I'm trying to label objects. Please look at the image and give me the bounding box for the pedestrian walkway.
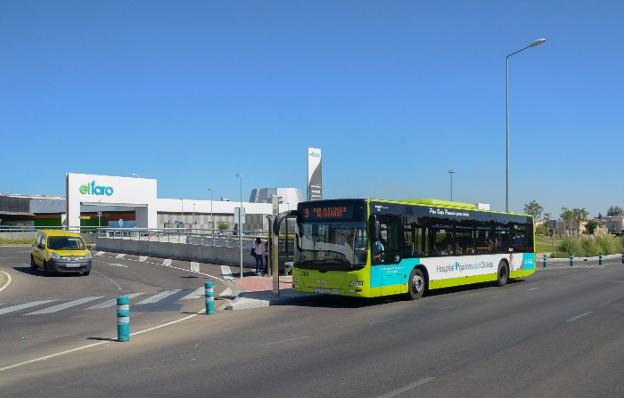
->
[0,286,216,318]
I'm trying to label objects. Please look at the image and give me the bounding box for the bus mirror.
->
[370,215,380,242]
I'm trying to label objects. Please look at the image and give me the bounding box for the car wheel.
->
[407,267,426,300]
[496,260,509,287]
[30,255,37,272]
[82,271,90,276]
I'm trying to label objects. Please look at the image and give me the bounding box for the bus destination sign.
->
[303,206,353,220]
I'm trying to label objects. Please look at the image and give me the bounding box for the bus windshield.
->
[295,222,368,270]
[295,200,368,270]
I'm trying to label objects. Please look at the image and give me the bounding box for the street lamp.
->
[208,188,214,246]
[506,37,546,212]
[235,173,244,278]
[448,170,455,201]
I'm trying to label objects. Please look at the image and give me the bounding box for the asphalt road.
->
[1,247,624,397]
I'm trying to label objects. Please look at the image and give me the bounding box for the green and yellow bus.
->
[291,198,535,299]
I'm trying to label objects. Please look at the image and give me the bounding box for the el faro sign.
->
[79,181,114,196]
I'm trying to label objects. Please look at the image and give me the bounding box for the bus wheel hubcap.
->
[412,275,423,293]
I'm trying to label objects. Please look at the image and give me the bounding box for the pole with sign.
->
[271,196,280,296]
[307,147,323,201]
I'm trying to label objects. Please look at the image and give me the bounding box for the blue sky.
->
[1,1,622,217]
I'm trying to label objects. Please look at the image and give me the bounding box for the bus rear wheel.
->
[408,268,426,300]
[496,260,509,287]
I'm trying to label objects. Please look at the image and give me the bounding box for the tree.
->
[572,208,589,224]
[585,219,598,235]
[543,212,551,222]
[523,200,543,220]
[560,207,575,235]
[607,206,624,217]
[217,221,229,232]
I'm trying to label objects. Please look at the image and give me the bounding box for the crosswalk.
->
[0,287,213,317]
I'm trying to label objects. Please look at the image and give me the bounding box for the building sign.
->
[79,181,114,196]
[307,147,322,201]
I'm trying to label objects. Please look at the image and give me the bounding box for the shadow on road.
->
[12,266,83,278]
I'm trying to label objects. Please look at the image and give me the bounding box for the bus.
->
[291,198,535,299]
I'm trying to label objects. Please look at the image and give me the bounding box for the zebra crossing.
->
[0,287,213,317]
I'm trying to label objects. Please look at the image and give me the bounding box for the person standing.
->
[254,237,265,276]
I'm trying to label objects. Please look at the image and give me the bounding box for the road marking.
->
[105,263,128,268]
[567,312,592,322]
[114,253,125,259]
[138,256,148,262]
[221,265,234,280]
[95,251,105,256]
[190,262,200,273]
[159,259,223,282]
[25,296,104,315]
[0,310,204,373]
[262,335,310,346]
[16,250,32,253]
[218,287,233,297]
[0,300,57,316]
[376,377,435,398]
[136,290,181,305]
[84,293,144,310]
[528,287,539,291]
[0,270,12,293]
[163,259,172,266]
[93,270,122,291]
[180,287,204,300]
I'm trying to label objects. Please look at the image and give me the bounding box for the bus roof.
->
[367,198,531,218]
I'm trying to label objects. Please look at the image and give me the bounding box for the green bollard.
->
[117,295,130,342]
[542,254,547,268]
[621,253,624,264]
[569,255,574,267]
[599,253,603,267]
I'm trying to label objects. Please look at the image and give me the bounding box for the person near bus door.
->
[254,237,265,276]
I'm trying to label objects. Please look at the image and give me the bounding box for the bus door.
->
[376,215,403,295]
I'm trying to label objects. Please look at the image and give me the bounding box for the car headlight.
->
[50,253,60,260]
[85,252,92,260]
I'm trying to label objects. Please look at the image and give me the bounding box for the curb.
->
[0,270,12,293]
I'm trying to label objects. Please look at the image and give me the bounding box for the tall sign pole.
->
[307,147,323,201]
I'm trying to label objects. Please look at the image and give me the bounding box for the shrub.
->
[558,237,584,257]
[554,235,623,257]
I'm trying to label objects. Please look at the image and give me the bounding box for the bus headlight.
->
[349,281,364,287]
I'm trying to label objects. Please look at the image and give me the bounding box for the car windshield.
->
[47,236,86,250]
[295,221,368,270]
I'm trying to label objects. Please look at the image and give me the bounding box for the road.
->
[1,246,623,397]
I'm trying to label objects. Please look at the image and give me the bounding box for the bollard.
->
[622,253,624,264]
[542,254,548,268]
[599,253,603,267]
[205,281,215,315]
[117,295,130,342]
[569,255,574,267]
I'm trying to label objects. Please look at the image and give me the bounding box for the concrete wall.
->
[95,237,257,267]
[0,232,36,241]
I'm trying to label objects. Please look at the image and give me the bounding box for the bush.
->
[553,235,623,257]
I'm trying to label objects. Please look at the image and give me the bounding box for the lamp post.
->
[235,174,243,278]
[208,188,214,246]
[506,37,546,212]
[448,170,455,201]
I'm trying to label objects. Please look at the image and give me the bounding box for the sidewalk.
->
[225,275,310,310]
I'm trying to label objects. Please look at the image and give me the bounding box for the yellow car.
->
[30,230,92,276]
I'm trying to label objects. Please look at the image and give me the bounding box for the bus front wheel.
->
[496,260,509,287]
[408,268,426,300]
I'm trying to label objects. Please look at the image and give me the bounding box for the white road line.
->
[190,262,200,273]
[0,310,204,373]
[221,265,234,280]
[376,377,435,398]
[93,270,122,291]
[528,287,539,291]
[95,251,105,256]
[159,260,223,282]
[105,263,128,268]
[0,271,13,293]
[567,312,592,322]
[25,296,104,315]
[84,293,144,310]
[136,290,181,305]
[0,300,57,316]
[163,259,172,266]
[180,287,204,300]
[138,256,148,262]
[262,335,310,346]
[114,253,125,259]
[16,250,32,253]
[218,287,233,297]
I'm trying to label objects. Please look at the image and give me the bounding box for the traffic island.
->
[224,275,297,311]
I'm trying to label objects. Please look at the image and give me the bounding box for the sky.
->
[1,0,622,217]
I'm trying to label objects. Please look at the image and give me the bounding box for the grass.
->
[535,235,564,254]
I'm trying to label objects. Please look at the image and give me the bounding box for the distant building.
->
[606,216,624,235]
